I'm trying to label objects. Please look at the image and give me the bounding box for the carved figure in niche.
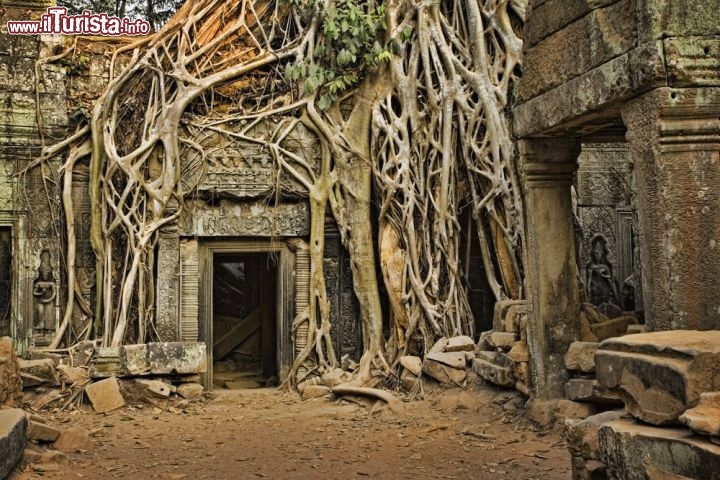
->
[585,235,620,308]
[33,249,56,332]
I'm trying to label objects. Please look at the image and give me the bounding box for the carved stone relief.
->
[180,200,310,237]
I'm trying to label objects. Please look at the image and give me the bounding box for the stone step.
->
[599,419,720,480]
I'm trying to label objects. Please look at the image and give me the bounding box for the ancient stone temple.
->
[0,0,363,387]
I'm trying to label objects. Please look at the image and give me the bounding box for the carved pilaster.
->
[622,87,720,331]
[520,137,581,400]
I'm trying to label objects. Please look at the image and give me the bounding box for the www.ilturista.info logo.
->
[6,7,151,36]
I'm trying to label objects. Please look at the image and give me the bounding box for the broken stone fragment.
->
[680,392,720,437]
[399,355,423,376]
[564,341,599,373]
[135,379,175,398]
[425,351,466,369]
[52,426,93,453]
[589,316,638,341]
[26,420,61,442]
[18,358,59,388]
[56,365,86,384]
[445,336,475,352]
[487,332,516,350]
[85,377,125,413]
[508,341,529,363]
[596,330,720,425]
[471,358,514,387]
[476,331,493,352]
[428,337,449,354]
[399,370,419,392]
[176,382,204,400]
[492,299,526,333]
[422,357,466,385]
[626,324,647,335]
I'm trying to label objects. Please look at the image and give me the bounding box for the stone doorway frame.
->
[197,239,296,388]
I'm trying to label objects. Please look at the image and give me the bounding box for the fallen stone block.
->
[589,316,638,342]
[476,331,493,352]
[508,341,529,363]
[0,409,27,479]
[56,365,86,384]
[18,358,59,388]
[422,358,466,385]
[53,426,93,453]
[399,355,423,376]
[85,377,125,413]
[428,337,449,354]
[565,379,622,405]
[471,358,514,387]
[475,351,513,369]
[564,342,599,373]
[176,382,204,400]
[27,420,61,442]
[488,332,516,350]
[596,330,720,425]
[136,379,175,398]
[425,351,466,369]
[492,299,526,333]
[445,336,475,352]
[504,302,529,336]
[554,399,597,423]
[301,385,331,400]
[513,361,529,386]
[526,399,558,428]
[566,410,627,461]
[399,369,420,391]
[147,342,207,375]
[680,392,720,437]
[626,324,647,335]
[599,419,720,480]
[22,448,42,464]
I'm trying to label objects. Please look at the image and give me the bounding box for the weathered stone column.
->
[520,138,581,399]
[622,87,720,331]
[155,225,180,342]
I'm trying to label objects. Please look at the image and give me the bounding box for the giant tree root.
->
[331,385,404,415]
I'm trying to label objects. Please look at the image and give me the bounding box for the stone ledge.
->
[513,40,666,137]
[599,419,720,480]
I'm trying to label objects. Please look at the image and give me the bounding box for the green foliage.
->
[284,0,395,109]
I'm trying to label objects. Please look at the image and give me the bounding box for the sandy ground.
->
[10,385,571,479]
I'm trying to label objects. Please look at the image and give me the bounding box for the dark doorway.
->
[212,252,277,389]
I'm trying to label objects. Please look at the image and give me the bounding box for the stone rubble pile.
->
[0,337,209,475]
[567,330,720,480]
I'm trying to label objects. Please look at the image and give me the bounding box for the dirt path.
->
[11,386,571,479]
